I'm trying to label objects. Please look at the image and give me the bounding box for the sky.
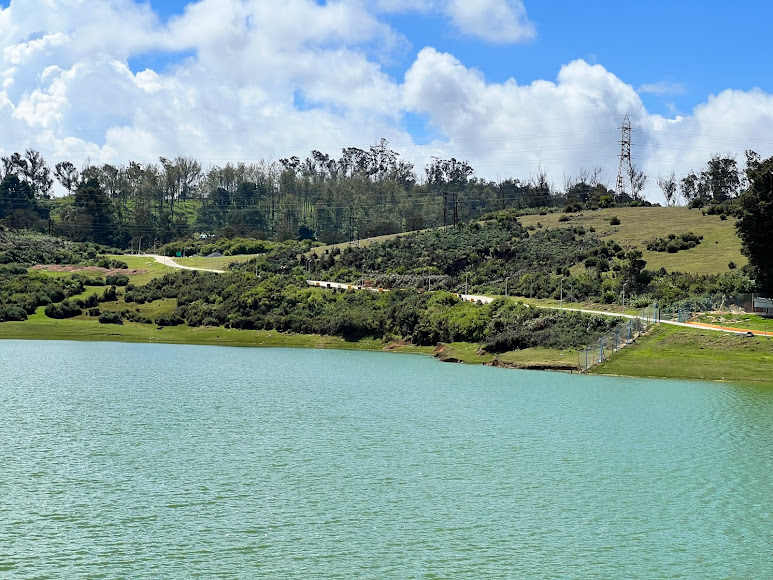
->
[1,0,772,201]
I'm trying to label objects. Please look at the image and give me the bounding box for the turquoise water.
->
[1,341,772,578]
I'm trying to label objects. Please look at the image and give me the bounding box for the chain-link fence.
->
[657,293,759,322]
[578,308,656,373]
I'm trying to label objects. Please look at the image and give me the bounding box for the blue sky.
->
[143,0,773,117]
[1,0,772,201]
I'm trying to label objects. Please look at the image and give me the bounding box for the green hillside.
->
[518,207,744,275]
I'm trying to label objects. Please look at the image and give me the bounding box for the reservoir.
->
[1,340,772,578]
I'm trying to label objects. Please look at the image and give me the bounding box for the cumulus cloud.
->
[0,0,771,204]
[445,0,535,43]
[372,0,535,43]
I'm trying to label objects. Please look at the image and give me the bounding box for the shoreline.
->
[2,319,772,386]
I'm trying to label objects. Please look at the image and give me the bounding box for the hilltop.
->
[517,206,744,275]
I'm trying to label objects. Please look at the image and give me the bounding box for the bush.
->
[0,305,28,322]
[609,216,621,225]
[44,299,81,319]
[105,274,129,286]
[646,232,702,253]
[88,307,101,316]
[98,311,123,324]
[601,291,617,304]
[155,314,184,327]
[728,261,737,270]
[100,286,118,302]
[121,310,152,324]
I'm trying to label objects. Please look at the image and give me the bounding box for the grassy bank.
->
[0,315,435,353]
[591,324,773,384]
[3,314,773,384]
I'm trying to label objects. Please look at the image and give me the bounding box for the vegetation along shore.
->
[1,148,772,384]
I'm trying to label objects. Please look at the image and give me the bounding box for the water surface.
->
[1,340,772,578]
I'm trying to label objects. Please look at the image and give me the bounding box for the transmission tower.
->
[615,115,632,202]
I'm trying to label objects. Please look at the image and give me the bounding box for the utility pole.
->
[615,115,633,203]
[560,278,564,306]
[452,191,459,228]
[505,275,510,297]
[441,191,449,232]
[465,273,469,295]
[139,236,143,255]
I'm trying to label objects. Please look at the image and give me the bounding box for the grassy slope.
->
[591,324,773,384]
[7,212,764,383]
[174,254,258,270]
[518,207,744,275]
[0,310,437,354]
[694,312,773,333]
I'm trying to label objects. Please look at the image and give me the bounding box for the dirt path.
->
[145,254,225,273]
[308,279,767,336]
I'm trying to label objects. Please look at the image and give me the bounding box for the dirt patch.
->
[31,265,148,276]
[383,339,411,350]
[486,359,578,372]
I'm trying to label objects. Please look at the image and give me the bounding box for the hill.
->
[517,207,744,275]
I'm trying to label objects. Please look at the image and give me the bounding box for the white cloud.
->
[638,81,687,96]
[445,0,535,43]
[0,0,771,206]
[371,0,535,43]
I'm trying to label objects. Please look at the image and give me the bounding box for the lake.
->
[1,340,772,578]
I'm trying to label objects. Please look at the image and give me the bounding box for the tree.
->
[680,171,699,204]
[735,153,773,296]
[621,249,647,289]
[54,161,80,194]
[2,150,53,198]
[628,165,647,200]
[657,171,678,206]
[699,154,741,202]
[73,177,115,245]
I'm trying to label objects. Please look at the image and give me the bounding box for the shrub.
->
[155,314,184,327]
[121,310,152,324]
[609,216,621,225]
[88,307,101,316]
[105,274,129,286]
[601,291,617,304]
[558,215,570,222]
[0,305,27,322]
[44,299,81,319]
[100,286,118,302]
[728,261,737,270]
[98,311,123,324]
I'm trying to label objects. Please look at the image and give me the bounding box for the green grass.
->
[496,347,579,370]
[518,207,745,275]
[0,315,414,352]
[174,254,258,270]
[694,312,773,333]
[434,341,579,370]
[591,324,773,384]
